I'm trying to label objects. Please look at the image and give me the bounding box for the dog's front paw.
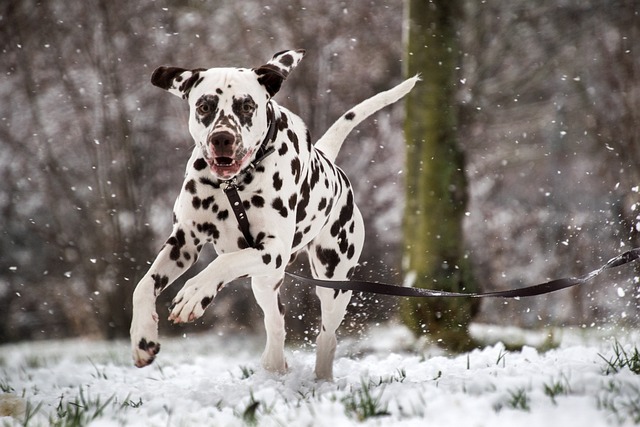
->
[130,312,161,368]
[168,280,215,324]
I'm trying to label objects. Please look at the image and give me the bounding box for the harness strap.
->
[223,102,278,248]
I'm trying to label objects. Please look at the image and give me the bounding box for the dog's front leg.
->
[168,237,289,324]
[130,227,198,367]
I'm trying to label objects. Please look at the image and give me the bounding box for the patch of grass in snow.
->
[495,347,508,367]
[597,381,640,424]
[239,365,255,379]
[493,387,530,413]
[87,358,109,380]
[599,340,640,375]
[0,377,14,393]
[11,388,144,427]
[50,388,115,426]
[342,380,390,421]
[507,388,530,411]
[22,400,43,426]
[238,392,272,426]
[543,374,572,405]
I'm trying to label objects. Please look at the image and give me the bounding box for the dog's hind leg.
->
[307,199,365,381]
[251,275,288,374]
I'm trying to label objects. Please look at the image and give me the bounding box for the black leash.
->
[222,104,640,299]
[286,248,640,299]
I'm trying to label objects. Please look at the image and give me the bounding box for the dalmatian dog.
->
[130,49,418,380]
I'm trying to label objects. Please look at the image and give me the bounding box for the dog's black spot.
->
[324,199,334,217]
[272,172,283,191]
[296,182,310,223]
[288,193,297,210]
[252,195,265,208]
[200,176,221,189]
[176,229,186,245]
[254,232,267,251]
[279,53,294,67]
[347,244,355,259]
[201,296,212,310]
[292,232,303,247]
[202,196,215,210]
[340,192,354,223]
[238,237,251,249]
[262,254,272,265]
[276,112,289,131]
[192,196,201,209]
[287,129,300,153]
[185,179,197,194]
[318,197,327,211]
[183,251,191,261]
[232,95,256,128]
[243,200,251,210]
[138,338,161,355]
[166,229,186,261]
[309,163,321,189]
[315,246,340,279]
[306,130,312,152]
[195,94,219,127]
[339,229,349,254]
[216,88,223,95]
[344,111,355,120]
[291,158,301,184]
[243,172,254,186]
[275,255,283,269]
[197,222,220,239]
[271,197,288,218]
[217,281,225,292]
[217,210,229,221]
[278,142,288,156]
[152,274,169,293]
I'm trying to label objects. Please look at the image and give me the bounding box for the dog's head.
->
[151,49,305,180]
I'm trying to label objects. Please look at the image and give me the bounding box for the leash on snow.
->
[222,105,640,299]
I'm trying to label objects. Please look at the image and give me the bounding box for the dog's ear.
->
[253,49,306,97]
[151,66,206,99]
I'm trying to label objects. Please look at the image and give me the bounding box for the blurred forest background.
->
[0,0,638,345]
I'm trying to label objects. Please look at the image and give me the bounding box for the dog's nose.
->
[209,131,235,148]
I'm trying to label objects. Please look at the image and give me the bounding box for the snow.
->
[1,323,639,426]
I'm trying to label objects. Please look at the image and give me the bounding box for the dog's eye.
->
[196,103,210,115]
[241,102,255,114]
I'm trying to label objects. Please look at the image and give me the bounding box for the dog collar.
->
[249,102,278,170]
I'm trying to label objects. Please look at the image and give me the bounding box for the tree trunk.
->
[401,0,480,352]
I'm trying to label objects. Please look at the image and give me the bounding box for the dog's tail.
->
[315,75,420,162]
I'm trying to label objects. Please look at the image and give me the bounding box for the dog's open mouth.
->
[206,149,254,179]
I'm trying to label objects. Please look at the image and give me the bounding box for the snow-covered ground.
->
[1,323,639,426]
